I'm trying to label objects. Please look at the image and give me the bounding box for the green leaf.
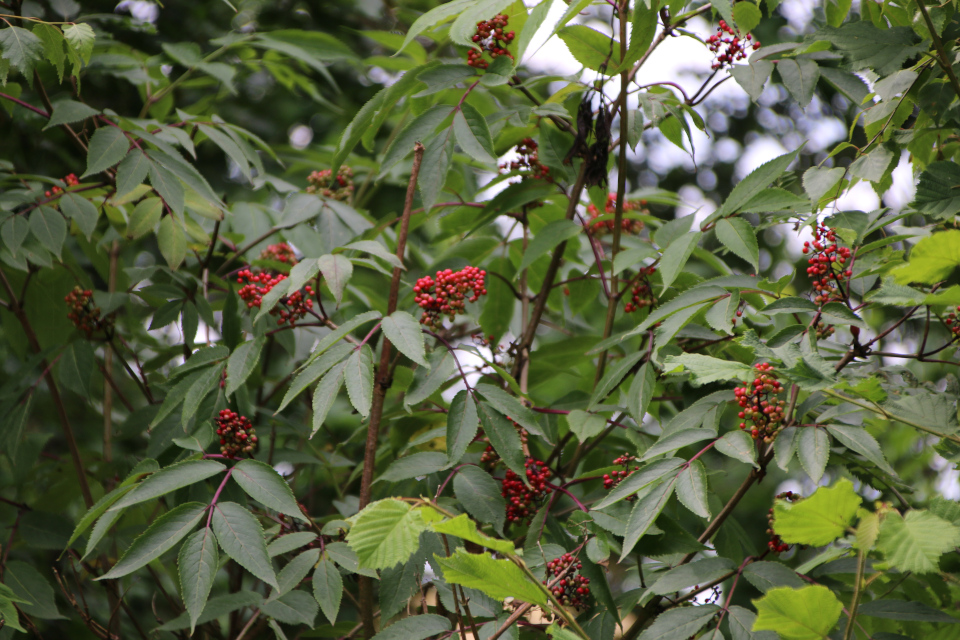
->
[620,478,675,560]
[268,531,317,557]
[773,478,861,546]
[893,230,960,285]
[98,502,206,580]
[418,129,455,213]
[277,342,351,413]
[803,166,844,205]
[876,509,960,573]
[157,215,186,269]
[378,451,448,483]
[776,58,819,107]
[311,360,347,438]
[63,23,94,66]
[732,1,761,32]
[912,161,960,219]
[566,409,606,442]
[475,383,544,438]
[178,527,219,634]
[637,605,720,640]
[651,557,735,595]
[857,598,960,623]
[446,390,479,466]
[344,346,373,418]
[558,25,618,72]
[115,149,152,199]
[817,22,923,76]
[715,217,759,270]
[627,361,656,424]
[272,548,320,598]
[731,60,774,101]
[453,103,496,166]
[82,126,130,178]
[212,501,279,589]
[371,613,452,640]
[797,427,829,483]
[824,0,852,27]
[59,340,95,397]
[454,465,506,535]
[715,430,758,467]
[405,348,456,408]
[1,215,29,255]
[232,459,308,522]
[434,548,547,605]
[0,26,44,77]
[225,337,265,396]
[262,590,317,627]
[4,560,63,620]
[346,499,428,570]
[110,459,225,511]
[33,23,65,82]
[318,253,353,305]
[729,606,777,640]
[30,206,65,259]
[663,353,753,386]
[477,401,526,477]
[396,0,472,55]
[379,105,452,177]
[658,231,701,293]
[742,561,804,593]
[676,460,710,519]
[593,458,683,510]
[708,149,800,224]
[60,191,99,239]
[156,591,263,631]
[517,219,582,273]
[313,559,343,625]
[431,513,515,555]
[641,429,715,462]
[382,310,428,367]
[825,424,896,477]
[0,591,26,632]
[752,585,842,640]
[181,363,222,427]
[589,351,645,409]
[44,100,98,130]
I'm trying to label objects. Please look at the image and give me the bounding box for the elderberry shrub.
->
[603,453,640,500]
[707,20,759,70]
[586,193,646,235]
[259,242,298,265]
[767,491,800,553]
[478,421,527,468]
[414,266,487,329]
[802,223,853,306]
[544,553,592,608]
[306,166,355,201]
[65,285,113,337]
[236,243,315,327]
[624,266,657,313]
[466,14,515,69]
[733,363,786,441]
[215,409,258,457]
[502,458,552,524]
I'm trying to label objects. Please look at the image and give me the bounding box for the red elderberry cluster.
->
[306,166,354,201]
[45,173,79,198]
[479,422,527,467]
[944,306,960,337]
[767,491,800,553]
[414,266,487,328]
[603,453,640,499]
[467,14,515,69]
[500,138,550,181]
[624,266,657,313]
[544,553,592,608]
[216,409,258,457]
[734,363,786,442]
[502,458,552,524]
[586,193,646,235]
[65,285,112,337]
[259,242,298,265]
[708,20,759,70]
[802,224,852,306]
[236,270,315,327]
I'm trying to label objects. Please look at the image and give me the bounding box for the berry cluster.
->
[544,554,592,609]
[708,20,760,70]
[802,224,852,306]
[236,269,315,326]
[603,453,640,499]
[502,458,552,524]
[586,193,646,235]
[306,166,355,201]
[944,306,960,337]
[259,242,298,265]
[466,14,515,69]
[414,266,487,329]
[734,363,787,441]
[65,286,112,337]
[479,422,527,467]
[624,266,657,313]
[767,491,800,553]
[815,321,835,340]
[45,173,79,198]
[215,409,258,457]
[500,138,550,181]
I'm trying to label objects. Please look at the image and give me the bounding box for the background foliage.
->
[2,0,960,639]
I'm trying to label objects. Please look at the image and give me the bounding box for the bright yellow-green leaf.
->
[773,478,861,546]
[753,585,842,640]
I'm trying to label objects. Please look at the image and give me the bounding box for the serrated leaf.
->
[277,342,351,413]
[272,548,320,599]
[63,23,94,65]
[157,214,186,269]
[558,25,618,72]
[232,459,308,522]
[475,383,544,438]
[60,192,99,239]
[454,465,506,535]
[637,605,720,640]
[344,346,373,417]
[731,60,774,101]
[593,458,684,510]
[651,557,735,595]
[180,363,221,428]
[797,427,829,483]
[589,351,646,409]
[44,100,98,130]
[313,559,342,624]
[318,253,353,305]
[773,478,861,546]
[0,26,44,77]
[707,149,800,224]
[82,126,130,178]
[212,501,278,589]
[225,337,265,396]
[658,231,701,293]
[149,161,185,216]
[418,129,455,213]
[893,229,960,285]
[431,513,515,555]
[446,390,479,466]
[876,509,960,573]
[4,560,63,620]
[752,585,842,640]
[732,1,761,31]
[715,217,759,270]
[1,215,29,255]
[803,166,845,205]
[98,502,206,580]
[857,598,960,622]
[33,23,65,82]
[566,409,606,442]
[453,103,496,166]
[517,219,582,273]
[641,429,715,462]
[676,460,710,519]
[371,613,452,640]
[405,348,456,408]
[825,424,896,476]
[477,401,525,477]
[435,548,547,605]
[381,310,428,367]
[742,561,804,593]
[30,206,65,259]
[311,360,346,437]
[777,58,819,107]
[178,527,218,634]
[346,499,428,570]
[377,451,448,483]
[110,459,226,511]
[620,479,675,560]
[115,149,151,199]
[663,354,753,386]
[715,430,758,467]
